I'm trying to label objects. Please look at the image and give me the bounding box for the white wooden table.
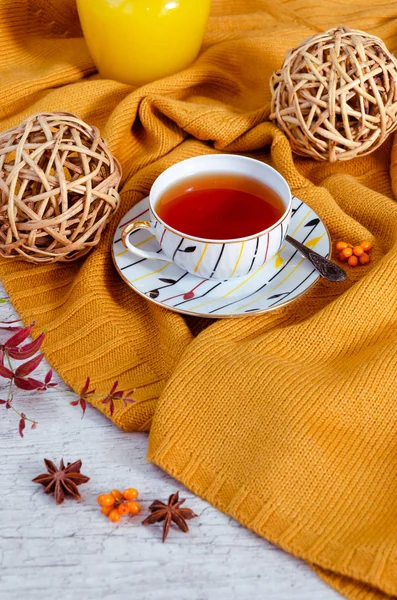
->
[0,281,341,600]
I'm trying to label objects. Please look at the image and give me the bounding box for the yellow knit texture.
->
[1,2,397,598]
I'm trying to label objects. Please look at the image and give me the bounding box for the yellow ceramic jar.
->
[77,0,211,86]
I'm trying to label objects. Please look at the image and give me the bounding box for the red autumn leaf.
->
[80,377,91,395]
[27,377,45,388]
[101,396,115,415]
[0,399,14,409]
[37,370,57,390]
[69,398,87,417]
[122,388,136,406]
[19,417,26,438]
[0,363,13,379]
[4,325,33,349]
[183,291,195,300]
[0,395,12,409]
[70,378,95,417]
[0,350,13,379]
[106,399,115,416]
[108,381,118,395]
[78,377,95,398]
[14,376,44,391]
[0,319,24,331]
[101,381,119,415]
[8,332,45,360]
[101,381,134,415]
[123,395,135,406]
[15,353,44,378]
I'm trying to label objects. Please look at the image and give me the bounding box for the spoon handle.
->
[285,235,347,282]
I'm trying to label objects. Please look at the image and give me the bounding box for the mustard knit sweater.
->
[1,2,397,598]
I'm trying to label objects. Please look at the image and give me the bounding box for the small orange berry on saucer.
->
[338,252,348,262]
[123,488,139,501]
[336,241,348,251]
[348,255,358,267]
[97,493,115,507]
[110,489,123,501]
[127,501,141,515]
[109,509,121,523]
[360,240,372,252]
[101,506,112,516]
[359,253,370,265]
[353,245,364,257]
[118,503,130,516]
[341,247,353,258]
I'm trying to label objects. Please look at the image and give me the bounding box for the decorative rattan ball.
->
[0,112,122,263]
[270,26,397,162]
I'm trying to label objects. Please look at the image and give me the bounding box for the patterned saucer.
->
[112,196,330,318]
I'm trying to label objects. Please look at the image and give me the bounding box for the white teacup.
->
[122,155,292,280]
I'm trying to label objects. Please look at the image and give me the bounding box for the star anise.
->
[32,459,90,505]
[142,491,197,542]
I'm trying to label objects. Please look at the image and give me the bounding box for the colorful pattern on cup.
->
[154,211,291,280]
[122,155,292,280]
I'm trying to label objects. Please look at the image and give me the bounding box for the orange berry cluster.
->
[336,240,372,267]
[97,488,141,523]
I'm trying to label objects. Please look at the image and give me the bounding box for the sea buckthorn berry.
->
[101,506,112,516]
[118,503,130,516]
[97,494,115,507]
[348,255,358,267]
[341,247,353,258]
[127,501,141,515]
[359,252,370,265]
[338,252,348,262]
[123,488,138,501]
[109,509,121,523]
[336,241,348,251]
[360,240,372,252]
[110,489,123,501]
[353,245,364,257]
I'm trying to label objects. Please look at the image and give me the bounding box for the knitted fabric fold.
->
[1,1,397,598]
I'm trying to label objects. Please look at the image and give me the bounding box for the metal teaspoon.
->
[285,235,347,282]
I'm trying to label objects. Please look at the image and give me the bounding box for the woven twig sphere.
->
[0,112,121,263]
[270,26,397,162]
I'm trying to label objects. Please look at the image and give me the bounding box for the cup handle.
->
[121,220,169,261]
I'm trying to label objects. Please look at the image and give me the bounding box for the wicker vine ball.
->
[270,26,397,162]
[0,112,122,263]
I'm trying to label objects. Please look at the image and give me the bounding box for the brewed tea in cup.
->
[122,155,292,280]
